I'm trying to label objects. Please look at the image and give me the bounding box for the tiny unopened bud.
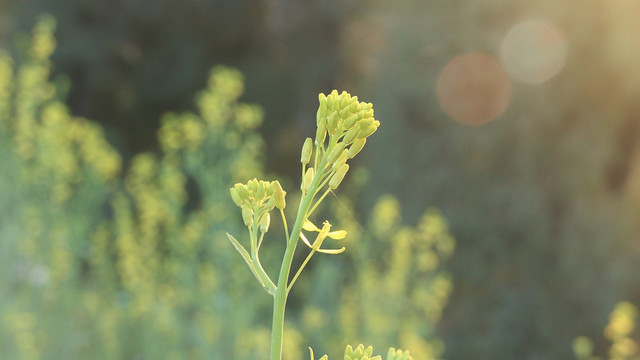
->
[326,143,344,164]
[329,164,349,189]
[259,212,270,233]
[242,206,253,226]
[363,346,373,357]
[339,91,349,107]
[301,167,315,193]
[358,117,374,129]
[345,345,354,355]
[332,149,349,170]
[248,179,258,193]
[255,182,265,199]
[317,95,328,126]
[357,124,378,139]
[343,114,359,129]
[347,138,366,158]
[235,183,250,200]
[342,126,360,144]
[271,181,286,210]
[315,120,327,146]
[327,112,339,134]
[229,187,242,207]
[301,137,313,165]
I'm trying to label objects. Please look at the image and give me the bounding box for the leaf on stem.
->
[226,232,270,291]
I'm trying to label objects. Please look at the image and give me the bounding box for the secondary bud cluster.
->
[386,348,413,360]
[316,90,380,155]
[230,179,286,232]
[345,344,380,360]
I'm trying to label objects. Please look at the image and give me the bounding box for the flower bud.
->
[317,94,328,125]
[358,117,374,129]
[229,187,242,207]
[255,182,266,199]
[235,183,250,200]
[343,114,359,129]
[248,179,258,194]
[348,101,358,113]
[271,181,286,210]
[259,212,270,233]
[347,138,366,158]
[329,164,349,189]
[301,167,314,193]
[327,112,339,134]
[339,107,351,119]
[315,121,327,146]
[357,124,378,139]
[332,149,349,170]
[342,126,360,144]
[301,137,313,165]
[339,91,350,107]
[326,143,344,164]
[241,206,253,226]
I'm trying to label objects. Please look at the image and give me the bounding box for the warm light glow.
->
[436,52,512,126]
[500,19,568,84]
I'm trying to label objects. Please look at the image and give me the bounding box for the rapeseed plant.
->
[228,91,416,359]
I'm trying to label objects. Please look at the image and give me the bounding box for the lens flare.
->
[436,52,512,126]
[500,19,568,84]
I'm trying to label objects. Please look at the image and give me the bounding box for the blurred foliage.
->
[339,1,640,359]
[0,17,454,359]
[574,302,640,360]
[0,0,361,164]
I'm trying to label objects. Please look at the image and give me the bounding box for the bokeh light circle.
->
[436,52,512,126]
[500,19,568,84]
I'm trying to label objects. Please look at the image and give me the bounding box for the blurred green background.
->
[2,1,640,359]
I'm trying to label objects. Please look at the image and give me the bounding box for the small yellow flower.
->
[300,220,346,254]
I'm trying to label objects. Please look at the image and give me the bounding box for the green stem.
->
[270,154,330,360]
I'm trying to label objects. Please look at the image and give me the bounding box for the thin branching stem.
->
[287,248,317,293]
[280,208,289,243]
[307,188,332,219]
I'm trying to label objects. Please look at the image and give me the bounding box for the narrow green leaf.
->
[226,232,269,291]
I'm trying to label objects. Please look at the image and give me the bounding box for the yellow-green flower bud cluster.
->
[309,90,380,194]
[230,179,286,231]
[386,348,413,360]
[316,90,379,152]
[344,344,381,360]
